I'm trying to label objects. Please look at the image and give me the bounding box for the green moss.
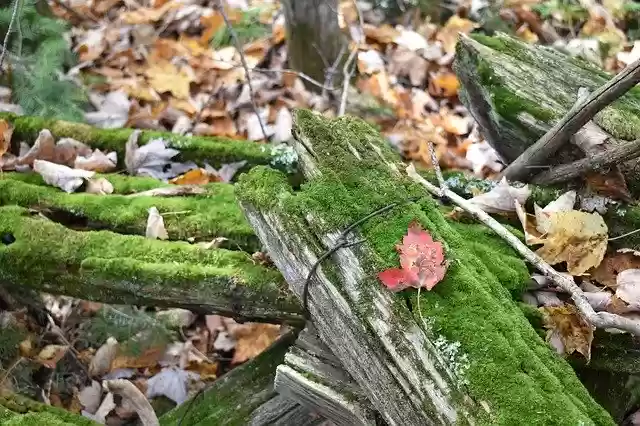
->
[0,176,258,248]
[0,113,271,169]
[0,205,302,323]
[0,392,96,425]
[160,332,295,425]
[236,110,614,424]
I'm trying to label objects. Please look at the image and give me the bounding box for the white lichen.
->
[265,144,298,173]
[433,335,470,386]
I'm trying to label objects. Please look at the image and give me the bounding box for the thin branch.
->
[406,163,640,337]
[215,0,268,141]
[0,0,20,72]
[338,0,364,117]
[609,228,640,242]
[532,137,640,185]
[503,51,640,182]
[427,143,446,196]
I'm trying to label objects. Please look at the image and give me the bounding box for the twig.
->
[609,228,640,242]
[215,0,268,141]
[337,0,364,117]
[0,0,20,72]
[406,163,640,337]
[103,379,159,426]
[532,138,640,185]
[427,143,446,197]
[503,51,640,182]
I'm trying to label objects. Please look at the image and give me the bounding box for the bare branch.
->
[337,0,364,117]
[532,138,640,185]
[215,0,268,141]
[407,163,640,337]
[502,53,640,182]
[0,0,20,72]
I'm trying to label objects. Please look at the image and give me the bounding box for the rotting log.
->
[159,331,328,426]
[0,112,296,171]
[236,109,614,425]
[0,205,303,324]
[453,33,640,192]
[0,173,260,249]
[274,326,376,425]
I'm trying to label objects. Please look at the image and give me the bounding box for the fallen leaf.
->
[212,331,235,352]
[85,177,114,195]
[0,119,13,157]
[378,221,447,292]
[273,107,293,143]
[89,337,118,378]
[205,160,247,183]
[36,344,69,369]
[82,392,115,423]
[196,237,229,249]
[616,269,640,307]
[85,90,131,129]
[394,29,429,51]
[515,200,545,245]
[146,206,168,240]
[465,141,503,175]
[357,49,385,74]
[591,250,640,288]
[78,381,103,414]
[536,211,608,275]
[534,190,576,235]
[146,367,198,405]
[429,72,460,97]
[111,346,165,370]
[468,177,530,214]
[388,48,428,87]
[436,16,478,54]
[33,159,95,193]
[74,149,117,172]
[169,168,214,185]
[125,131,187,180]
[145,60,193,99]
[229,323,280,365]
[17,129,56,166]
[542,304,594,361]
[586,168,632,202]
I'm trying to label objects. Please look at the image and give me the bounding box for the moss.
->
[1,113,271,169]
[0,205,302,323]
[0,392,96,425]
[160,332,295,425]
[236,110,614,424]
[0,176,258,248]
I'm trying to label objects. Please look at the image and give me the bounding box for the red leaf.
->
[378,221,447,291]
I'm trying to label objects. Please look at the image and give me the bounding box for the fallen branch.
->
[532,137,640,185]
[407,163,640,337]
[502,51,640,182]
[338,0,363,117]
[103,379,158,426]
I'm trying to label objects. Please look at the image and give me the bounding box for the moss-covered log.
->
[454,33,640,192]
[0,113,290,170]
[0,391,97,425]
[0,205,303,324]
[0,173,260,249]
[160,331,325,425]
[236,110,614,425]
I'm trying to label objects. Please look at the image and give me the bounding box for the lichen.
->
[0,205,302,323]
[235,110,614,425]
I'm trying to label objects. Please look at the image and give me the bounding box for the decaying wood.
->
[237,110,613,425]
[454,33,640,192]
[274,327,376,425]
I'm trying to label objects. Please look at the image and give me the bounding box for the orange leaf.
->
[429,73,459,97]
[169,168,217,185]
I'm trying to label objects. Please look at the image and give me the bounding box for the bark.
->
[281,0,347,92]
[453,33,640,193]
[236,109,614,425]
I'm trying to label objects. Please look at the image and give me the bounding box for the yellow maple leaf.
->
[541,304,594,361]
[536,211,608,275]
[145,61,193,99]
[436,16,478,54]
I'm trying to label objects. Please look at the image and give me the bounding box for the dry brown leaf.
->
[33,159,95,193]
[111,346,165,370]
[0,119,13,157]
[86,177,114,195]
[429,72,460,97]
[230,323,281,365]
[17,129,56,166]
[169,168,214,185]
[89,337,118,378]
[586,168,632,202]
[616,269,640,307]
[121,1,176,24]
[542,304,593,361]
[74,150,117,172]
[200,11,224,44]
[145,60,193,99]
[388,48,428,87]
[363,24,399,44]
[436,16,478,54]
[441,113,470,135]
[36,344,69,369]
[591,251,640,288]
[536,211,608,275]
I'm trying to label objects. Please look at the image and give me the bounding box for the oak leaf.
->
[378,221,447,292]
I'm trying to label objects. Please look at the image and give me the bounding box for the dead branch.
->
[407,163,640,337]
[532,138,640,185]
[502,53,640,182]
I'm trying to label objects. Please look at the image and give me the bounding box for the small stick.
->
[337,0,364,117]
[215,0,268,141]
[532,137,640,185]
[407,163,640,337]
[503,51,640,182]
[0,0,20,71]
[427,142,446,197]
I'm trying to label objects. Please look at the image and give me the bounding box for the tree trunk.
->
[281,0,347,93]
[235,109,614,425]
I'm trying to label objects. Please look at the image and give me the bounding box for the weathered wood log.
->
[274,326,376,425]
[0,112,294,170]
[454,33,640,192]
[0,390,97,425]
[160,331,328,426]
[236,109,614,425]
[0,205,303,324]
